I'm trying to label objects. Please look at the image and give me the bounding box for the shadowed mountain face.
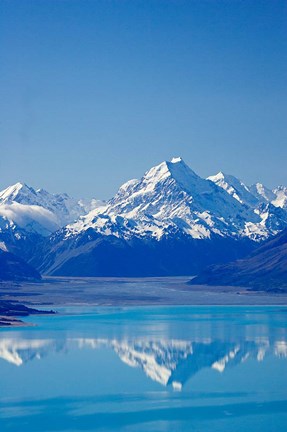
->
[0,249,41,281]
[35,231,256,277]
[189,229,287,291]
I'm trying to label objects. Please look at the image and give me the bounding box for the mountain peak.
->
[207,171,225,182]
[13,181,25,189]
[0,182,36,203]
[170,156,183,164]
[208,172,258,207]
[142,158,199,192]
[143,160,171,183]
[208,171,239,183]
[3,182,28,192]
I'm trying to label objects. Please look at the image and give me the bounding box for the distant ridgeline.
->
[0,157,287,281]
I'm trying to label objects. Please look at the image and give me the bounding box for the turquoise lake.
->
[0,306,287,431]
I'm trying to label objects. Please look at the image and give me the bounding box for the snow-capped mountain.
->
[0,182,102,261]
[1,158,287,277]
[0,182,101,231]
[0,183,59,237]
[208,174,287,212]
[208,172,287,235]
[65,158,270,241]
[32,157,287,276]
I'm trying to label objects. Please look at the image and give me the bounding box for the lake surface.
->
[0,306,287,431]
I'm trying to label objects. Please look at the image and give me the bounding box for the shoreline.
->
[0,316,30,327]
[0,299,56,327]
[1,276,287,327]
[0,277,287,324]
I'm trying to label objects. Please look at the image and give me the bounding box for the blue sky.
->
[1,0,286,199]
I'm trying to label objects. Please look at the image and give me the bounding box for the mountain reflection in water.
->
[1,335,286,390]
[1,307,287,432]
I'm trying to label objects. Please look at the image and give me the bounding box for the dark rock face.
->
[189,229,287,291]
[0,249,41,281]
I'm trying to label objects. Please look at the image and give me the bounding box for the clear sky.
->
[1,0,286,199]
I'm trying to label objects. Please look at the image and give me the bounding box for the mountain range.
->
[1,157,287,279]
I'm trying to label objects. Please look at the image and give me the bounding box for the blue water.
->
[0,306,287,431]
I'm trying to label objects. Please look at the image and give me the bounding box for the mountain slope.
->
[36,228,256,277]
[189,228,287,290]
[0,249,41,281]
